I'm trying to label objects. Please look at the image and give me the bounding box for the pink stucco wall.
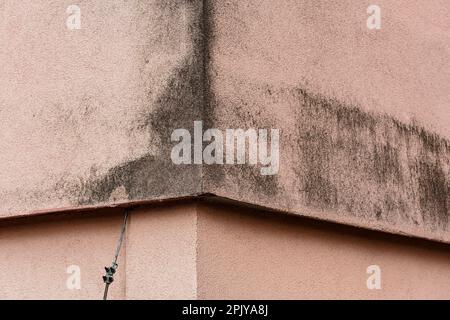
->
[0,209,126,299]
[1,0,448,244]
[197,201,450,299]
[126,203,198,299]
[205,0,450,243]
[1,201,449,299]
[0,0,448,300]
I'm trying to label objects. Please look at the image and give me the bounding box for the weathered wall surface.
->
[0,0,205,216]
[0,1,449,242]
[204,0,450,242]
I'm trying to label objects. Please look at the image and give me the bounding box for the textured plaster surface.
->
[126,202,198,299]
[0,202,197,300]
[0,1,449,242]
[197,201,450,299]
[0,201,449,299]
[0,0,205,215]
[0,208,126,299]
[203,0,450,242]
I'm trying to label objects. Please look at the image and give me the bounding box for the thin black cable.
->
[102,208,129,300]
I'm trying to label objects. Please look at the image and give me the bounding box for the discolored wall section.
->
[203,0,450,242]
[0,0,449,243]
[0,0,206,216]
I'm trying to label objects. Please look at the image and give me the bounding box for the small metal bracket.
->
[103,262,118,285]
[102,209,129,300]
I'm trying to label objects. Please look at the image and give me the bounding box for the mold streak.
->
[294,88,449,231]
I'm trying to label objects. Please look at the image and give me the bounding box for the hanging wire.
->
[102,208,129,300]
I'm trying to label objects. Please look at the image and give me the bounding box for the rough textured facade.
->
[1,0,448,242]
[0,0,449,299]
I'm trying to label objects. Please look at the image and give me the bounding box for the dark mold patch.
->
[77,53,205,205]
[293,88,449,230]
[76,0,208,205]
[202,89,281,200]
[417,161,448,230]
[204,72,449,233]
[70,1,449,236]
[77,153,200,205]
[201,92,281,201]
[205,163,280,200]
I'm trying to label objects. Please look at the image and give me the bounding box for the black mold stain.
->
[76,1,207,205]
[71,0,449,235]
[293,88,449,230]
[417,161,448,229]
[77,54,204,205]
[205,162,281,200]
[202,88,281,199]
[197,0,280,199]
[200,0,217,131]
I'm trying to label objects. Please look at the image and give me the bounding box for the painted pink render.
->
[0,0,448,242]
[0,201,449,299]
[0,0,449,299]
